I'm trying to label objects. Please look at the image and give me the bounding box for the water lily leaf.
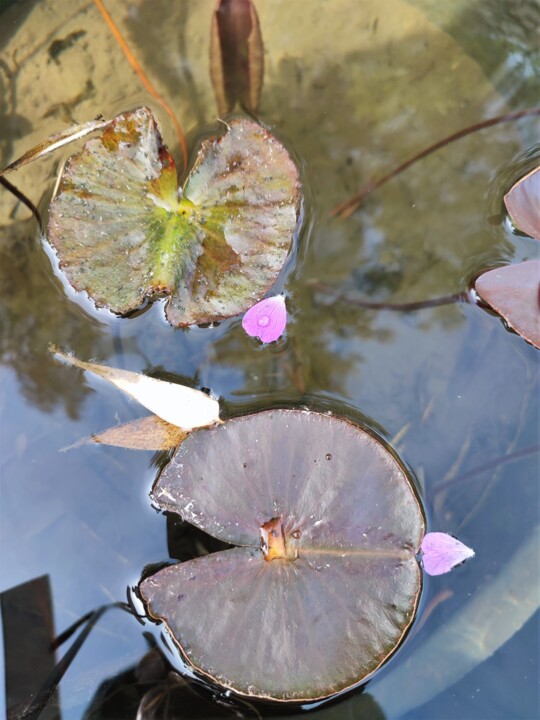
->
[140,409,424,701]
[475,260,540,349]
[504,166,540,240]
[91,415,187,451]
[48,107,300,325]
[210,0,264,116]
[51,348,220,430]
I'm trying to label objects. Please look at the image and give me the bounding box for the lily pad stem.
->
[331,107,540,218]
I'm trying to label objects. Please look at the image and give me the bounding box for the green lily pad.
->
[48,108,300,325]
[140,409,424,702]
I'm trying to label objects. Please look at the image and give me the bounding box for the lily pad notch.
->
[48,107,301,326]
[474,163,540,350]
[140,409,425,702]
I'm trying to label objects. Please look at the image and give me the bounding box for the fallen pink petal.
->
[421,532,475,576]
[242,295,287,343]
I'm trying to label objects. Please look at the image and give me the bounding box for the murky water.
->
[1,1,539,718]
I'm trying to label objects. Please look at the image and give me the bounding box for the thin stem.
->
[432,443,540,495]
[309,279,466,311]
[15,602,132,720]
[331,107,540,219]
[0,176,43,233]
[92,0,188,172]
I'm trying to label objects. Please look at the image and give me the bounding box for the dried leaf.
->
[48,108,300,325]
[210,0,264,116]
[51,347,220,430]
[0,118,112,175]
[504,166,540,240]
[475,260,540,349]
[92,415,187,450]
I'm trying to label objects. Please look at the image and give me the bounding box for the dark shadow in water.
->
[80,647,389,720]
[0,1,40,51]
[1,575,60,720]
[82,647,265,719]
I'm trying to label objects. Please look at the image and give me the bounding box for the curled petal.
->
[421,532,475,576]
[242,295,287,343]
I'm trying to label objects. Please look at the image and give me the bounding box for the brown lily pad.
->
[48,107,300,325]
[475,260,540,349]
[504,166,540,241]
[140,409,424,702]
[210,0,264,116]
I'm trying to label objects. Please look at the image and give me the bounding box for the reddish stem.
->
[0,176,43,233]
[331,107,540,219]
[309,280,466,312]
[92,0,188,172]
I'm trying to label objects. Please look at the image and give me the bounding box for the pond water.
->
[0,0,539,718]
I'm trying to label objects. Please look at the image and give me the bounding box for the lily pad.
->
[210,0,264,116]
[475,260,540,349]
[48,107,300,325]
[504,166,540,240]
[140,409,424,702]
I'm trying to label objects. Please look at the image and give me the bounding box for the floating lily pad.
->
[210,0,264,116]
[140,409,424,702]
[475,260,540,349]
[48,107,300,325]
[504,166,540,240]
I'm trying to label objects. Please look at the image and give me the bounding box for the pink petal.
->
[421,532,475,576]
[242,295,287,343]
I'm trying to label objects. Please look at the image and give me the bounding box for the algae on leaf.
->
[48,107,300,325]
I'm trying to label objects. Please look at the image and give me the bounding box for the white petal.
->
[52,348,220,430]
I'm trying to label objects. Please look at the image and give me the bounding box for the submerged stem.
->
[92,0,188,172]
[331,107,540,218]
[0,176,43,233]
[309,280,466,312]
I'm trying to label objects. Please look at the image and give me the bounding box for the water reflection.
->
[0,218,104,417]
[0,0,539,718]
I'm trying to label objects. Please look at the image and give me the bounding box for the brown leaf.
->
[504,165,540,241]
[141,409,424,701]
[92,415,187,451]
[475,260,540,349]
[210,0,264,116]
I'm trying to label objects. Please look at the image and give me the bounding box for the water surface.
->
[1,1,539,718]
